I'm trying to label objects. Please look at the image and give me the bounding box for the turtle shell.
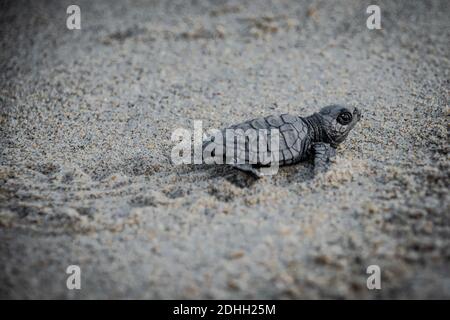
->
[224,114,309,165]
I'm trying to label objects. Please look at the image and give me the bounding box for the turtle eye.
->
[337,111,352,125]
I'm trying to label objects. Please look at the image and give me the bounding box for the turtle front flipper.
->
[312,143,336,175]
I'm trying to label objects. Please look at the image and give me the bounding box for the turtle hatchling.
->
[202,105,361,177]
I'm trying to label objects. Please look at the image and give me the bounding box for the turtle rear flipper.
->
[233,163,278,178]
[233,164,263,178]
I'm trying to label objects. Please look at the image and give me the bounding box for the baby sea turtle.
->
[202,105,361,177]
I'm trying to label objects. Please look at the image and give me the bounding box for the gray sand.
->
[0,0,449,299]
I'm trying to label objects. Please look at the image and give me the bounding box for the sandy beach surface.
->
[1,0,449,299]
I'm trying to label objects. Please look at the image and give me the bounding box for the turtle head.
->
[317,104,361,147]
